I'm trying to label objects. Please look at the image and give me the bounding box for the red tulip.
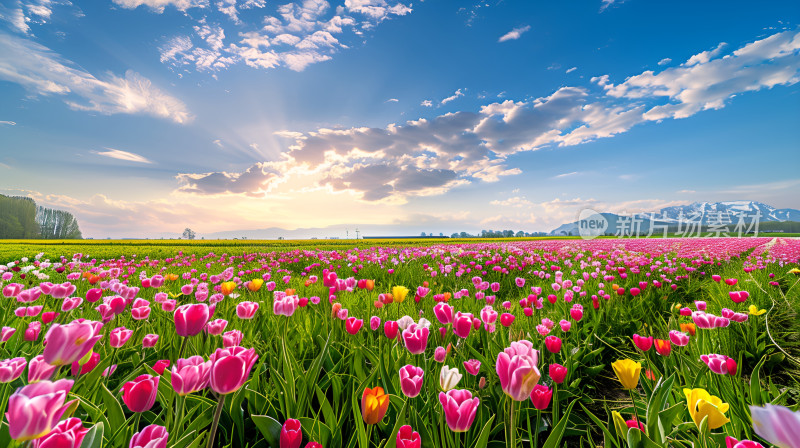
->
[122,374,159,413]
[345,317,363,335]
[545,336,562,353]
[280,419,302,448]
[530,384,553,410]
[549,363,567,384]
[632,334,653,352]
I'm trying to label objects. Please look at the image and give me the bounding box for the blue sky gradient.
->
[0,0,798,237]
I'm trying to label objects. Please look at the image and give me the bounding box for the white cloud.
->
[159,0,411,73]
[0,32,192,123]
[420,99,432,107]
[566,66,577,73]
[0,0,79,34]
[498,25,530,43]
[92,148,154,164]
[111,0,208,13]
[440,89,464,105]
[490,196,533,207]
[657,58,671,66]
[0,121,16,126]
[172,31,800,203]
[599,0,624,12]
[603,30,800,121]
[384,98,398,103]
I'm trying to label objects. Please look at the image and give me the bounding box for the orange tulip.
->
[443,292,452,302]
[304,279,313,287]
[361,387,390,424]
[166,273,179,281]
[221,281,237,296]
[680,323,696,336]
[285,288,296,296]
[246,279,263,292]
[365,279,375,291]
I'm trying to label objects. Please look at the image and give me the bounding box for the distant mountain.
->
[549,201,800,236]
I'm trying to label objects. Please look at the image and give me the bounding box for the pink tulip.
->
[206,319,228,335]
[434,346,446,362]
[122,374,159,413]
[236,301,259,319]
[725,436,764,448]
[668,330,690,346]
[2,283,23,298]
[174,303,210,337]
[25,321,42,341]
[0,357,27,383]
[132,305,151,320]
[402,324,429,355]
[463,359,481,376]
[102,365,117,377]
[496,340,541,401]
[142,334,159,348]
[370,316,381,331]
[701,354,737,375]
[1,326,16,342]
[438,389,480,432]
[500,313,515,327]
[31,417,89,448]
[399,364,424,398]
[530,384,553,410]
[153,360,170,375]
[280,419,302,448]
[129,425,168,448]
[570,304,583,321]
[545,335,562,353]
[433,303,454,325]
[396,425,421,448]
[384,320,399,339]
[273,295,300,317]
[345,317,363,335]
[729,291,750,303]
[223,330,243,348]
[725,278,738,286]
[559,319,571,332]
[632,334,653,351]
[452,312,472,338]
[209,346,258,395]
[549,363,567,384]
[749,404,800,448]
[7,379,75,441]
[171,356,211,395]
[109,327,133,348]
[28,355,58,383]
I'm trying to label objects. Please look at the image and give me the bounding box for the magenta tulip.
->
[545,335,562,353]
[530,384,553,410]
[171,356,211,396]
[129,425,168,448]
[7,379,75,441]
[28,355,57,383]
[402,324,429,355]
[109,326,133,348]
[236,301,259,319]
[452,312,473,338]
[142,334,159,348]
[122,374,159,413]
[174,303,210,337]
[0,357,26,383]
[209,346,258,395]
[496,342,541,401]
[463,359,481,376]
[280,419,302,448]
[438,389,480,432]
[31,417,89,448]
[399,364,424,398]
[396,425,421,448]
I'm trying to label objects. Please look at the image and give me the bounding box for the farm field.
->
[0,237,799,448]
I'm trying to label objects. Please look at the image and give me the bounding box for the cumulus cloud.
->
[0,32,192,123]
[158,0,412,73]
[111,0,209,13]
[420,99,432,107]
[657,57,671,66]
[498,25,530,42]
[93,148,153,164]
[440,89,464,105]
[174,30,800,203]
[0,0,80,34]
[176,162,280,195]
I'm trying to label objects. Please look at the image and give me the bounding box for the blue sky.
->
[0,0,798,238]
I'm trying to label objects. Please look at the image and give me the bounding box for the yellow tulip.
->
[392,285,409,303]
[684,388,730,429]
[789,268,800,275]
[246,279,264,292]
[611,359,641,390]
[221,281,237,296]
[748,304,766,316]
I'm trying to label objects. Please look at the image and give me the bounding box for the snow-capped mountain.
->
[549,201,800,236]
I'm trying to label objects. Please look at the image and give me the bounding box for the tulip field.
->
[0,237,799,448]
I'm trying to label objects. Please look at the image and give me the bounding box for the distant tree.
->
[37,206,82,239]
[182,228,196,240]
[439,232,444,237]
[0,195,40,238]
[420,232,426,237]
[515,230,524,237]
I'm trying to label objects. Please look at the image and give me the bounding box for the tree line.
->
[0,195,82,239]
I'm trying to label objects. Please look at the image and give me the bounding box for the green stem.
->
[628,389,641,428]
[206,394,226,448]
[534,409,541,448]
[509,399,516,448]
[178,336,188,360]
[174,394,185,435]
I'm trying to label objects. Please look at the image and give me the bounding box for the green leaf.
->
[100,383,126,430]
[541,399,577,448]
[750,355,766,406]
[472,414,496,448]
[645,374,675,443]
[383,400,407,448]
[579,403,618,448]
[79,423,104,448]
[252,415,282,448]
